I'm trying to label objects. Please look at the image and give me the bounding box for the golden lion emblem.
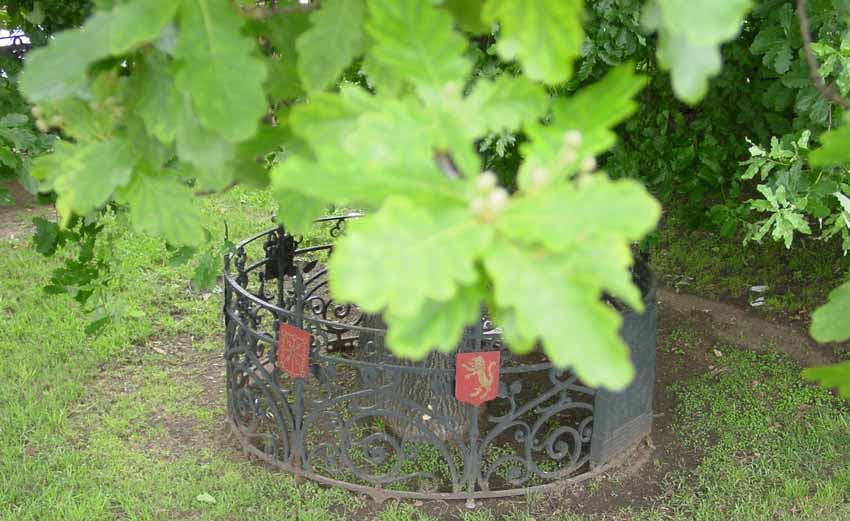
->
[461,355,497,398]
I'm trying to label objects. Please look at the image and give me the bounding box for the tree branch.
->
[245,1,319,20]
[194,181,238,197]
[434,151,463,180]
[796,0,850,110]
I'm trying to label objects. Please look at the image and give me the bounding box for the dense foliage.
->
[2,0,848,392]
[0,1,90,200]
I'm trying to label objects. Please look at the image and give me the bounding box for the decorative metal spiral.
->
[222,215,656,501]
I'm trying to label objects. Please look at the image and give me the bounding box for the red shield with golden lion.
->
[455,351,500,406]
[277,322,311,379]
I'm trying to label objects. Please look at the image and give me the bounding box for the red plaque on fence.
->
[277,322,311,379]
[455,351,500,406]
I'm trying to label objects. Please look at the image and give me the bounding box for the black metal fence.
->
[223,215,656,502]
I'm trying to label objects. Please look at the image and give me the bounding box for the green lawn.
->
[1,190,849,520]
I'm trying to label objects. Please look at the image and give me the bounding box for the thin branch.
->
[194,181,238,197]
[796,0,850,109]
[434,151,463,180]
[245,2,319,20]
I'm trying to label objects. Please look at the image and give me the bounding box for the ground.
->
[1,183,850,520]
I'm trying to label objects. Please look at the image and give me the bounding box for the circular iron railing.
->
[223,214,657,503]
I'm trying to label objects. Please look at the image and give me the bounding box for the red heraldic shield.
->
[277,322,311,379]
[455,351,500,406]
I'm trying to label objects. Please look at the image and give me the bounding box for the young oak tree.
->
[16,0,803,391]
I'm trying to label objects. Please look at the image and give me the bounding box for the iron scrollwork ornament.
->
[223,215,656,502]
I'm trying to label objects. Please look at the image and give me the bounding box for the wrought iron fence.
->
[223,215,656,502]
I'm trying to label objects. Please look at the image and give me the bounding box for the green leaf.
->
[254,10,311,99]
[486,305,536,354]
[384,280,485,359]
[810,123,850,167]
[0,147,17,169]
[20,14,109,101]
[656,32,721,104]
[105,0,181,54]
[275,192,325,236]
[498,176,658,312]
[176,0,268,142]
[466,75,548,135]
[751,25,794,75]
[412,89,483,176]
[296,0,365,92]
[176,97,234,191]
[270,152,463,213]
[361,52,404,96]
[643,0,752,103]
[0,114,29,128]
[289,86,383,155]
[41,98,114,144]
[519,65,647,187]
[168,245,197,266]
[441,0,489,35]
[484,239,635,390]
[118,170,204,246]
[328,197,492,318]
[500,176,661,251]
[195,493,216,505]
[20,0,180,102]
[802,361,850,397]
[280,93,468,209]
[271,159,327,235]
[482,0,584,85]
[192,251,220,290]
[365,0,471,90]
[265,57,305,101]
[32,216,60,256]
[0,125,37,150]
[131,52,183,145]
[257,10,311,55]
[230,123,289,188]
[810,281,850,343]
[125,116,170,168]
[31,139,136,217]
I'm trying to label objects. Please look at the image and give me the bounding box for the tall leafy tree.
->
[15,0,849,393]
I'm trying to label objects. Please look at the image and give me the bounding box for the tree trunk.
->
[358,313,477,442]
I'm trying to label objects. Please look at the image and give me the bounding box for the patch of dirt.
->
[0,180,53,241]
[657,288,843,367]
[69,334,235,461]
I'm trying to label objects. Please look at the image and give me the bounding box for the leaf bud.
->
[470,197,486,215]
[530,167,550,187]
[31,105,43,118]
[562,129,582,148]
[488,187,509,212]
[558,147,577,165]
[443,81,461,99]
[579,156,597,174]
[477,170,497,191]
[35,119,49,133]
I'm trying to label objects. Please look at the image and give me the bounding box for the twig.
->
[194,181,238,197]
[245,1,319,20]
[434,151,463,180]
[796,0,850,109]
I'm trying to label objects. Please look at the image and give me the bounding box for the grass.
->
[651,211,850,317]
[0,189,368,520]
[632,349,850,521]
[2,189,850,520]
